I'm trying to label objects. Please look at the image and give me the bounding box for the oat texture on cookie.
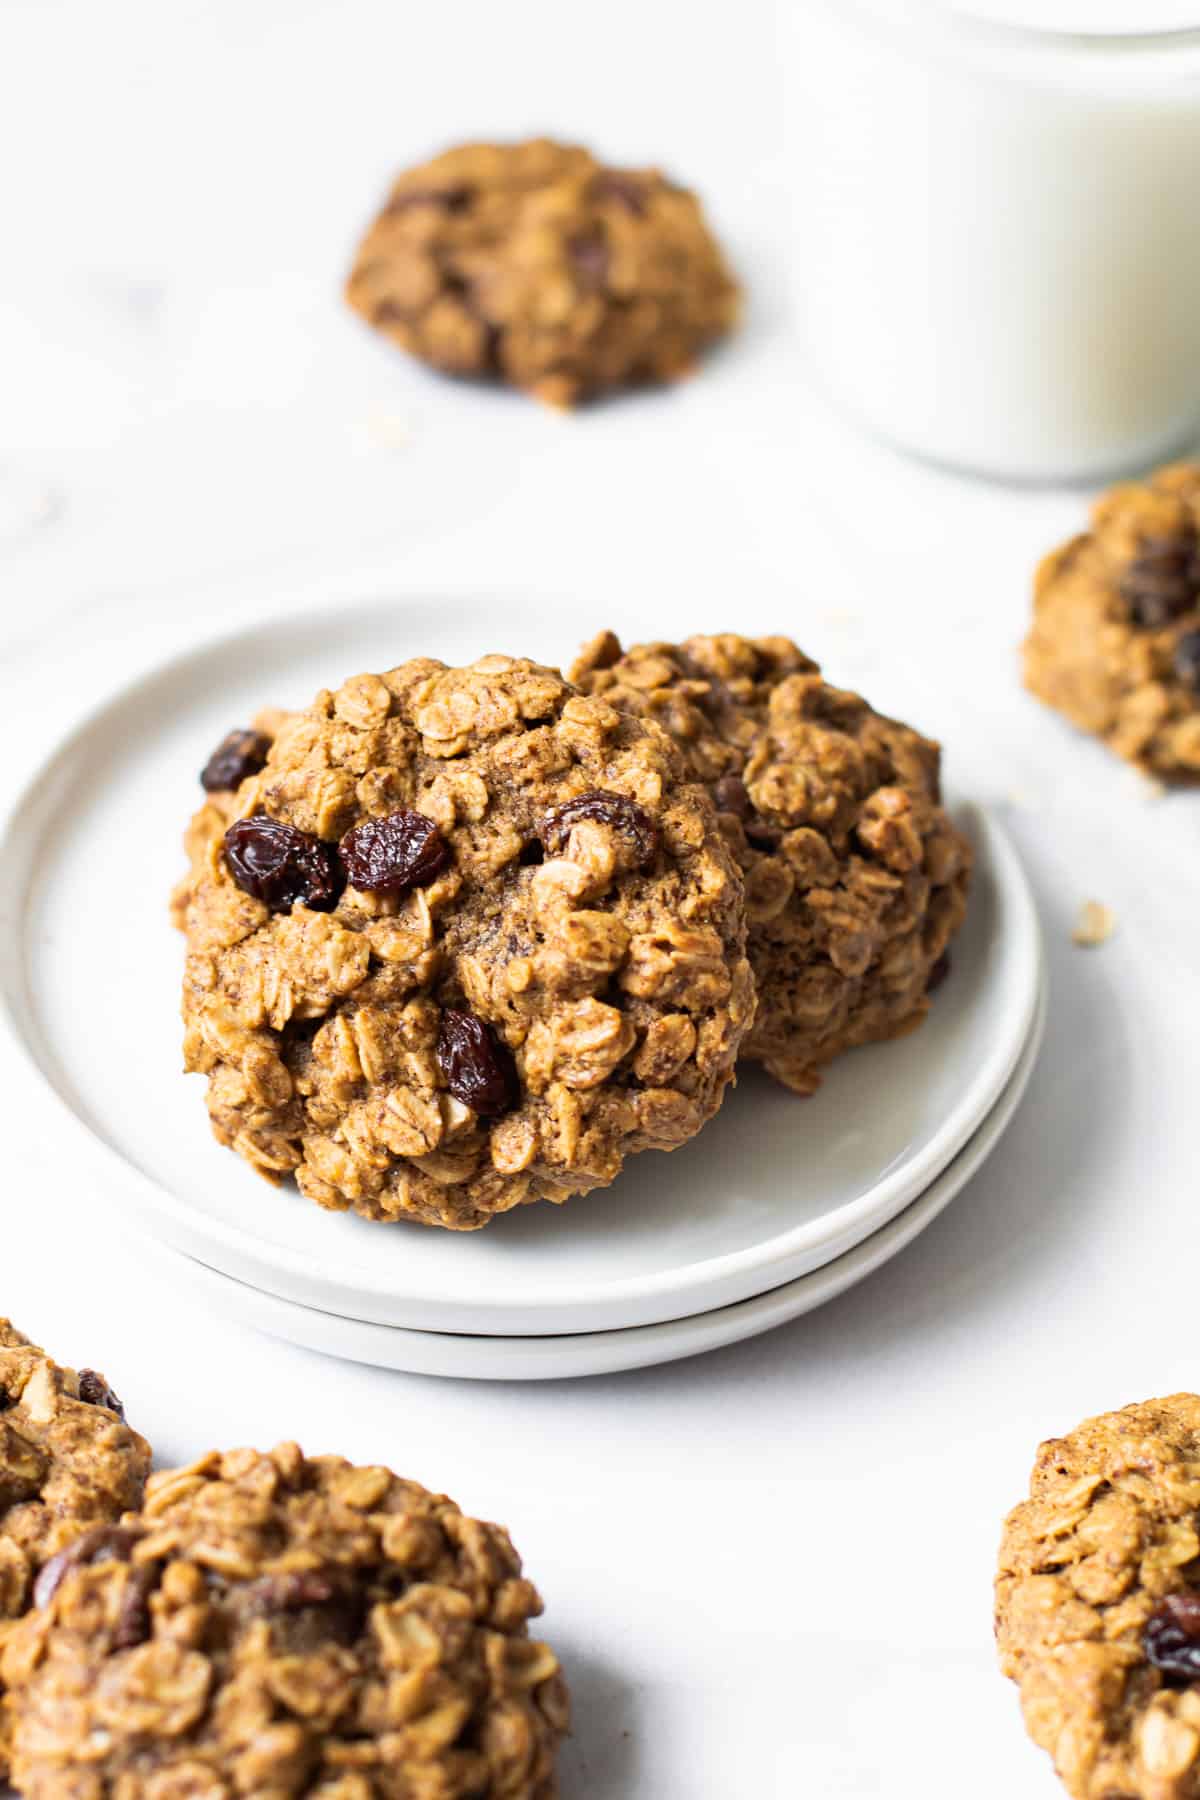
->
[2,1442,568,1799]
[0,1320,150,1779]
[570,631,971,1095]
[996,1395,1200,1800]
[345,137,740,407]
[175,656,754,1230]
[1023,461,1200,777]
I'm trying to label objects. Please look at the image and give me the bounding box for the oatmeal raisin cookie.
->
[996,1395,1200,1799]
[345,137,739,406]
[570,631,970,1094]
[175,656,754,1229]
[0,1320,150,1778]
[1023,461,1200,777]
[3,1442,567,1799]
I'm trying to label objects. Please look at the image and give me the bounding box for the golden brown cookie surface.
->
[346,137,739,406]
[996,1395,1200,1800]
[570,632,970,1095]
[1023,462,1200,777]
[0,1320,150,1779]
[175,656,754,1229]
[3,1442,567,1799]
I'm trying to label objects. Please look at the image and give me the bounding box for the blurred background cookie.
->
[346,137,739,407]
[1024,463,1200,779]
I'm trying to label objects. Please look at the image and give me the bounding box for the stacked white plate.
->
[0,601,1044,1380]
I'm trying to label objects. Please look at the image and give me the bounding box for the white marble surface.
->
[2,4,1199,1794]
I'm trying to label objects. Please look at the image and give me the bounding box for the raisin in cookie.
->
[994,1395,1200,1800]
[1023,461,1200,777]
[0,1321,150,1778]
[345,137,739,407]
[3,1441,567,1799]
[570,632,971,1096]
[175,656,754,1230]
[169,709,293,935]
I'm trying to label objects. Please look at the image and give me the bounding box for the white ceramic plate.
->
[0,597,1041,1335]
[136,982,1045,1381]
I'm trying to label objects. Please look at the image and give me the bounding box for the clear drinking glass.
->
[790,2,1200,481]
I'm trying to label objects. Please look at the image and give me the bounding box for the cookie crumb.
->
[361,410,411,450]
[1072,899,1116,946]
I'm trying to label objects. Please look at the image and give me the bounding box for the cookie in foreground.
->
[2,1441,568,1799]
[0,1319,150,1779]
[570,631,971,1095]
[346,137,739,406]
[1023,461,1200,777]
[175,656,754,1229]
[997,1394,1200,1798]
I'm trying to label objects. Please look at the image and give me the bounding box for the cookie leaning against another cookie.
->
[175,655,755,1230]
[346,137,740,407]
[1023,461,1200,777]
[0,1320,150,1779]
[570,632,971,1096]
[997,1395,1200,1800]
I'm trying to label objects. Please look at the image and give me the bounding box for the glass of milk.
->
[791,2,1200,482]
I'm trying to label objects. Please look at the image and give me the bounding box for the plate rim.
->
[139,982,1047,1381]
[0,594,1042,1331]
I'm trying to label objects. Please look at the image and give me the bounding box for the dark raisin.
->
[339,809,451,896]
[200,729,271,793]
[927,951,952,992]
[712,774,752,819]
[591,171,648,215]
[243,1569,345,1614]
[77,1369,124,1418]
[711,775,778,845]
[1144,1592,1200,1684]
[34,1525,141,1610]
[744,817,783,851]
[568,231,609,290]
[113,1562,162,1650]
[1121,534,1200,628]
[240,1568,369,1650]
[481,320,503,374]
[437,1009,518,1119]
[541,790,661,868]
[1174,629,1200,693]
[224,815,344,914]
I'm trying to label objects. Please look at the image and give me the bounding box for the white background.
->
[2,3,1199,1794]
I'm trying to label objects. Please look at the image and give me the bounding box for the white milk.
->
[790,3,1200,481]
